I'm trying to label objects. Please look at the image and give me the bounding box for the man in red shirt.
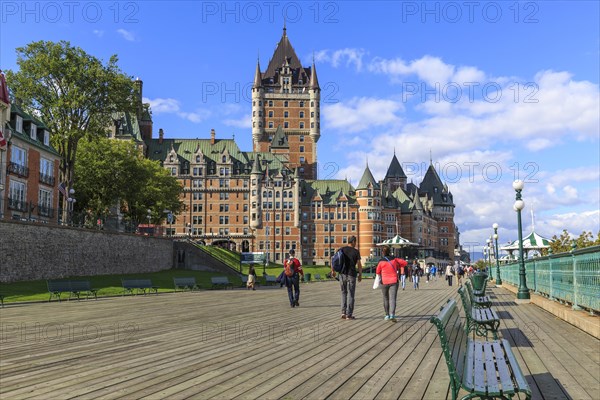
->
[284,249,303,307]
[375,246,408,322]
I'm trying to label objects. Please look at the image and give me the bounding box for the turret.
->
[252,59,264,148]
[250,154,262,229]
[309,59,320,143]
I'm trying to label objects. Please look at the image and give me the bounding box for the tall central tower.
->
[252,27,320,180]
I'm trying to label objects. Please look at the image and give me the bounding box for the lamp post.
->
[513,180,530,301]
[67,188,76,226]
[493,223,502,285]
[486,238,492,274]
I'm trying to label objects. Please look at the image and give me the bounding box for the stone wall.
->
[0,220,174,283]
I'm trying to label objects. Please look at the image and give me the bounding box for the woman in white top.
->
[445,264,454,286]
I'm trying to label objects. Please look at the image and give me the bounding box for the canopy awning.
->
[376,235,418,248]
[501,231,554,251]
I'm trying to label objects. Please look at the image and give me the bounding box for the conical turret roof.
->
[385,153,407,179]
[264,27,303,79]
[357,164,380,190]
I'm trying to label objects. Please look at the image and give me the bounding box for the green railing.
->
[500,245,600,313]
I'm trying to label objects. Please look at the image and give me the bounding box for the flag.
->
[58,182,67,197]
[0,129,6,149]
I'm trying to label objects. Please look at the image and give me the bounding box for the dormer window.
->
[222,155,227,163]
[196,155,201,163]
[43,130,50,146]
[15,116,23,133]
[169,155,174,162]
[30,124,37,140]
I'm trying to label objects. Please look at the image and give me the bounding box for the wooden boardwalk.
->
[1,277,598,399]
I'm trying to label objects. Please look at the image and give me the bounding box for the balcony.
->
[7,162,29,178]
[8,197,27,212]
[38,205,55,218]
[39,173,55,186]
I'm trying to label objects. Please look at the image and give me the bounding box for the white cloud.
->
[323,97,403,133]
[369,55,457,85]
[117,29,136,42]
[143,97,209,123]
[314,48,367,71]
[93,30,104,38]
[224,114,251,129]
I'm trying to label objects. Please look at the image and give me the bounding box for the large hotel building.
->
[144,28,458,266]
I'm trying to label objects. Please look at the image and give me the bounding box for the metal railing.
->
[501,246,600,313]
[39,173,55,186]
[7,162,29,178]
[7,197,27,212]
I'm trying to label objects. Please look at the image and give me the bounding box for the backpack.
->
[457,265,464,275]
[331,249,346,273]
[284,258,295,277]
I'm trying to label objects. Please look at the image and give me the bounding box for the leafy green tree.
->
[544,230,600,255]
[75,137,182,226]
[6,40,136,192]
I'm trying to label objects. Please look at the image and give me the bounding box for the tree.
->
[544,230,600,255]
[75,137,182,227]
[6,41,136,194]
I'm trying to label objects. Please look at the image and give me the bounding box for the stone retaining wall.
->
[0,220,173,283]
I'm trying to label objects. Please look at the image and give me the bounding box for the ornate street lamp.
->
[493,223,502,285]
[513,180,530,301]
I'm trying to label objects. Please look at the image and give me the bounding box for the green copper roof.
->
[357,164,379,190]
[300,179,356,206]
[270,125,289,149]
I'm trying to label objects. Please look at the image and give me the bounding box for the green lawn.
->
[0,266,334,304]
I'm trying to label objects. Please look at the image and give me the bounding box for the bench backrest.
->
[122,279,153,288]
[47,280,72,292]
[429,299,467,395]
[265,275,276,282]
[464,280,475,298]
[69,281,92,291]
[174,277,196,286]
[458,286,473,315]
[211,277,230,284]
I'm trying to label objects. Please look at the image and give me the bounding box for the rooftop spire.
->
[253,58,262,88]
[310,57,320,89]
[283,19,286,36]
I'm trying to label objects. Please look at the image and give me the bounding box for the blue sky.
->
[2,1,599,252]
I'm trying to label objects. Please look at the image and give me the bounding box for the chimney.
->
[159,128,164,144]
[210,128,216,145]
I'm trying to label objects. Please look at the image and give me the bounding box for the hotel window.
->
[299,135,304,142]
[43,130,50,146]
[11,146,26,167]
[299,101,304,107]
[284,122,289,128]
[15,116,23,133]
[269,122,274,128]
[299,122,304,129]
[299,157,305,164]
[299,111,304,118]
[9,180,26,205]
[284,111,289,118]
[268,100,273,107]
[40,158,53,177]
[268,111,273,117]
[299,146,304,152]
[284,101,288,107]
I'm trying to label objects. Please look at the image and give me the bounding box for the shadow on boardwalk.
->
[0,280,598,399]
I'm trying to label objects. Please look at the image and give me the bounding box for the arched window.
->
[284,101,288,107]
[222,155,227,163]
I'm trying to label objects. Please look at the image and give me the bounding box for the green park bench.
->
[264,275,277,286]
[458,286,500,340]
[47,280,98,302]
[173,277,200,292]
[464,280,492,308]
[313,274,322,281]
[121,279,159,296]
[430,299,531,400]
[211,276,233,289]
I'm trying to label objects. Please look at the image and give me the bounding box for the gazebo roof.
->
[501,231,554,251]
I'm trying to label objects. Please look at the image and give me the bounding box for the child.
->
[247,265,257,290]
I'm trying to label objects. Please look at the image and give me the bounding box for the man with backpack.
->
[284,249,303,308]
[331,236,362,320]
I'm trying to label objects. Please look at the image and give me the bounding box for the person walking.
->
[376,246,407,322]
[331,236,362,320]
[445,263,454,286]
[412,260,421,290]
[430,265,437,281]
[399,258,408,290]
[456,261,465,286]
[284,249,303,307]
[425,265,430,283]
[247,265,257,290]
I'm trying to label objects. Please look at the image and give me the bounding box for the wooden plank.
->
[483,342,500,395]
[491,341,515,395]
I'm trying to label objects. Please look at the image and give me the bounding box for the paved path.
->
[1,277,598,399]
